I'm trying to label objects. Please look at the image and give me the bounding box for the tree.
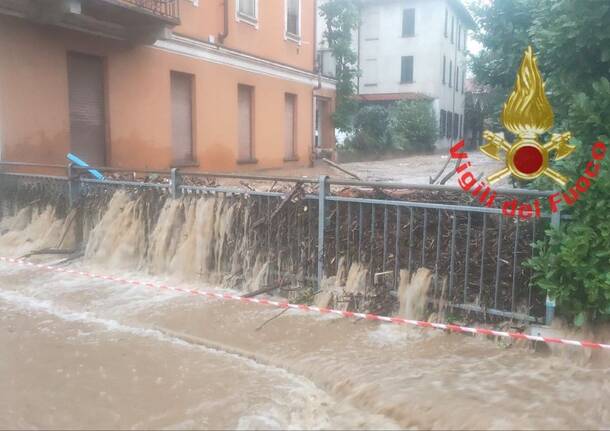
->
[387,100,438,153]
[346,105,391,152]
[471,0,610,323]
[319,0,360,133]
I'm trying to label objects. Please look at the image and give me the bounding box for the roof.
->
[356,92,433,102]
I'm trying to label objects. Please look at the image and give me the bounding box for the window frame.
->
[442,55,446,84]
[284,0,301,42]
[400,55,414,84]
[236,0,258,27]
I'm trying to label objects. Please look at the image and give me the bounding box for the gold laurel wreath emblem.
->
[480,46,575,186]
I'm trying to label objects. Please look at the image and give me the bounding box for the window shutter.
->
[402,9,415,37]
[238,85,254,161]
[171,72,194,163]
[401,56,413,83]
[284,94,297,159]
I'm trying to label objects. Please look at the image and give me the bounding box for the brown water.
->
[1,195,609,429]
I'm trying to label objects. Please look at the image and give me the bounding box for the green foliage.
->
[528,140,610,322]
[319,0,360,133]
[470,0,535,91]
[345,105,392,152]
[472,0,610,323]
[387,100,438,153]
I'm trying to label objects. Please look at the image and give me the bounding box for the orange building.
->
[0,0,336,172]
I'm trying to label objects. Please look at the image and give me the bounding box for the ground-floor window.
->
[237,84,255,162]
[170,71,195,164]
[284,93,297,160]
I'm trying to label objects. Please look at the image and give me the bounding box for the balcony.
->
[0,0,181,43]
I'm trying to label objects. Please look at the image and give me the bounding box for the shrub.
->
[387,100,438,153]
[344,105,391,152]
[527,78,610,324]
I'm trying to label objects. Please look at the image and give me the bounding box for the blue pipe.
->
[66,153,105,180]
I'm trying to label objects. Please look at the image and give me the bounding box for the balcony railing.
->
[119,0,179,21]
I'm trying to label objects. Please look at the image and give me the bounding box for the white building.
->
[317,0,475,150]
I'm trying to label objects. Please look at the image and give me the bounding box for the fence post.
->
[545,208,561,325]
[67,163,80,208]
[317,175,329,290]
[170,168,180,198]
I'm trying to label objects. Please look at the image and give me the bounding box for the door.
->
[67,52,106,166]
[171,71,194,163]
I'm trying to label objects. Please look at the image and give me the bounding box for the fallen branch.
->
[56,208,78,249]
[19,248,77,259]
[252,182,302,229]
[255,308,288,331]
[429,156,453,184]
[241,282,292,298]
[439,158,461,185]
[322,158,361,180]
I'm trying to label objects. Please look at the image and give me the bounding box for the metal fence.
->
[0,162,563,323]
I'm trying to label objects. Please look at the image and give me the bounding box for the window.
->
[237,0,257,23]
[237,84,255,162]
[171,71,195,164]
[459,114,464,139]
[448,60,452,87]
[363,58,378,86]
[446,111,452,138]
[402,9,415,37]
[284,93,297,160]
[453,112,459,139]
[440,109,446,137]
[67,52,107,166]
[400,56,414,83]
[457,25,461,49]
[462,69,466,94]
[455,66,459,92]
[450,16,454,43]
[285,0,300,39]
[463,30,467,51]
[363,10,380,40]
[442,55,446,84]
[444,8,448,37]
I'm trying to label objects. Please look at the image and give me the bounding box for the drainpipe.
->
[218,0,229,44]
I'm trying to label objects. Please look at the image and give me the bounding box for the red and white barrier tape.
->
[1,256,608,351]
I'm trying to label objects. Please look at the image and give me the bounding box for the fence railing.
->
[119,0,180,21]
[0,162,563,323]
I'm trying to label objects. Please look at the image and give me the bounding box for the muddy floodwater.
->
[0,186,608,430]
[1,259,609,430]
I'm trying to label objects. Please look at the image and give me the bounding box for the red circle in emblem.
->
[513,145,544,175]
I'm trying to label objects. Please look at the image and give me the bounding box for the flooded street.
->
[1,259,609,429]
